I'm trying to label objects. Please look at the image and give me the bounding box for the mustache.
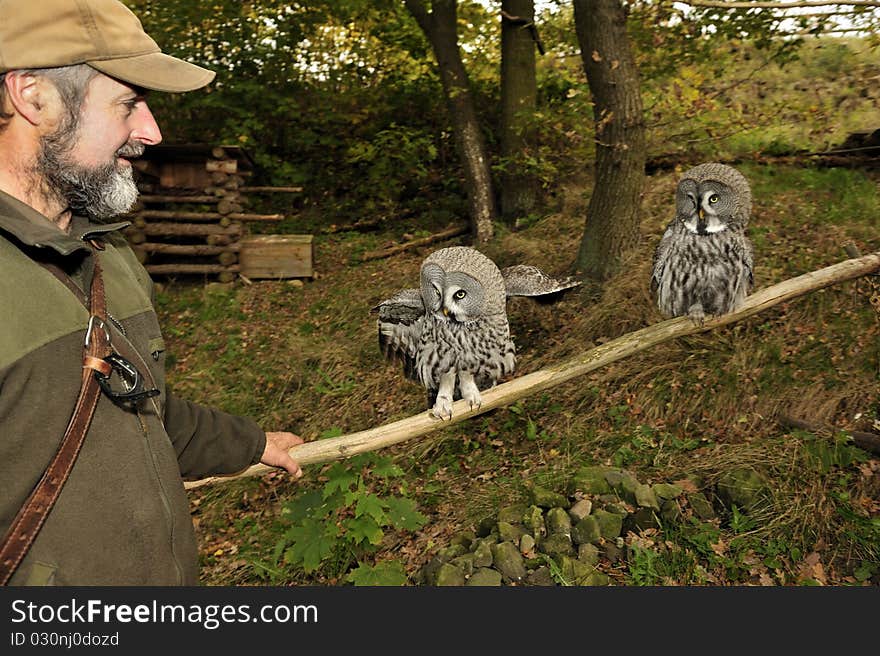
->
[116,142,145,158]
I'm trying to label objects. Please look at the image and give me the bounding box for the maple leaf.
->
[371,456,404,479]
[322,463,359,498]
[346,561,408,586]
[385,497,428,532]
[355,493,388,524]
[345,515,384,546]
[283,518,340,573]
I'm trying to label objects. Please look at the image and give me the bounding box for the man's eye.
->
[708,194,719,204]
[453,290,466,300]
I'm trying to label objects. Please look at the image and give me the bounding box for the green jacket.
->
[0,191,266,585]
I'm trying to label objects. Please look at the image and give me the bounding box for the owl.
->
[651,162,754,324]
[372,246,580,419]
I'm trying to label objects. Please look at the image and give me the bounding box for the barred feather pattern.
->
[653,220,753,317]
[416,312,516,398]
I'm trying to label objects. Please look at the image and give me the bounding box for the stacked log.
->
[124,147,284,282]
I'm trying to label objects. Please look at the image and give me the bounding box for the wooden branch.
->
[360,225,470,262]
[136,210,282,223]
[146,263,240,275]
[680,0,880,9]
[139,242,240,256]
[184,250,880,490]
[141,222,242,237]
[239,186,304,193]
[138,195,218,204]
[779,414,880,455]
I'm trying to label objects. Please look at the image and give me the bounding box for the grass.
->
[155,162,880,586]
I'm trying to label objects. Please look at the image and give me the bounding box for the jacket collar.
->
[0,189,130,256]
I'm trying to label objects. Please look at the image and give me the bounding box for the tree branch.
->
[185,249,880,490]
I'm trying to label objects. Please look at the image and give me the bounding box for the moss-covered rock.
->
[593,509,624,539]
[472,538,494,568]
[687,491,716,520]
[522,505,546,536]
[466,568,503,586]
[545,507,572,536]
[716,467,770,512]
[635,483,661,510]
[568,498,593,521]
[570,466,613,495]
[571,516,602,545]
[497,504,529,524]
[578,543,600,566]
[653,483,684,502]
[525,566,556,586]
[540,533,575,559]
[436,562,466,586]
[498,521,528,543]
[491,541,527,582]
[524,481,569,509]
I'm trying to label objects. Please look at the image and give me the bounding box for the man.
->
[0,0,303,585]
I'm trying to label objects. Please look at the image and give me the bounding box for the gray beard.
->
[36,129,142,222]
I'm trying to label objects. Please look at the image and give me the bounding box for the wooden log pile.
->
[125,146,285,282]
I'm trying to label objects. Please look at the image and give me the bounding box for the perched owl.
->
[373,246,580,419]
[651,162,754,324]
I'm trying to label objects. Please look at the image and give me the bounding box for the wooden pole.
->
[146,263,240,275]
[139,242,241,256]
[183,250,880,490]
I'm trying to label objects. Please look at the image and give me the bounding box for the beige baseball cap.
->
[0,0,215,92]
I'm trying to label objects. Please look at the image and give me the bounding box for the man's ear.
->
[3,72,56,126]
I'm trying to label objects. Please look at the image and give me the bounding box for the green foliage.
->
[277,453,428,581]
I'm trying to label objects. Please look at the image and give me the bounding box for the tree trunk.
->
[573,0,646,280]
[405,0,497,243]
[500,0,539,227]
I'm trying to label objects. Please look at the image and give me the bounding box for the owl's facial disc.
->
[680,183,728,236]
[439,272,484,323]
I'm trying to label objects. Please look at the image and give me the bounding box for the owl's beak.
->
[442,306,449,317]
[696,207,708,235]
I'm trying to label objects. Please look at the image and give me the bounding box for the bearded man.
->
[0,0,303,586]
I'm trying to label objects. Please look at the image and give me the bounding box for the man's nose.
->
[131,103,162,145]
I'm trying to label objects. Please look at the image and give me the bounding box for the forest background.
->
[126,0,879,586]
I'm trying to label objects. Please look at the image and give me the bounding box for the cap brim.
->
[88,52,215,93]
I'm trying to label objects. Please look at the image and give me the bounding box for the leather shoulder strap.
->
[0,257,111,585]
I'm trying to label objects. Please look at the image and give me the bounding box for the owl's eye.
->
[453,289,467,300]
[708,194,719,204]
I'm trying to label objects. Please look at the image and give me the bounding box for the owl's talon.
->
[431,396,454,421]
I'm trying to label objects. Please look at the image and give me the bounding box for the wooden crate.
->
[239,234,314,279]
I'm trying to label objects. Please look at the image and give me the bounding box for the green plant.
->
[276,452,428,585]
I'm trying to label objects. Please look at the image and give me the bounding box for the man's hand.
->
[261,431,304,479]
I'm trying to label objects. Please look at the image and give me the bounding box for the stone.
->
[525,566,556,586]
[450,530,476,549]
[593,509,624,539]
[522,505,546,536]
[520,534,537,557]
[540,533,575,559]
[466,568,503,586]
[491,541,527,582]
[607,471,640,504]
[603,542,624,564]
[571,516,601,545]
[687,491,716,520]
[653,483,684,502]
[570,466,613,495]
[472,539,494,568]
[545,507,572,536]
[625,507,661,532]
[634,484,660,510]
[557,555,599,586]
[660,499,684,524]
[498,521,528,543]
[578,543,600,566]
[436,562,466,586]
[717,467,770,512]
[524,481,569,509]
[450,553,475,577]
[437,544,467,561]
[497,504,529,524]
[568,499,593,522]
